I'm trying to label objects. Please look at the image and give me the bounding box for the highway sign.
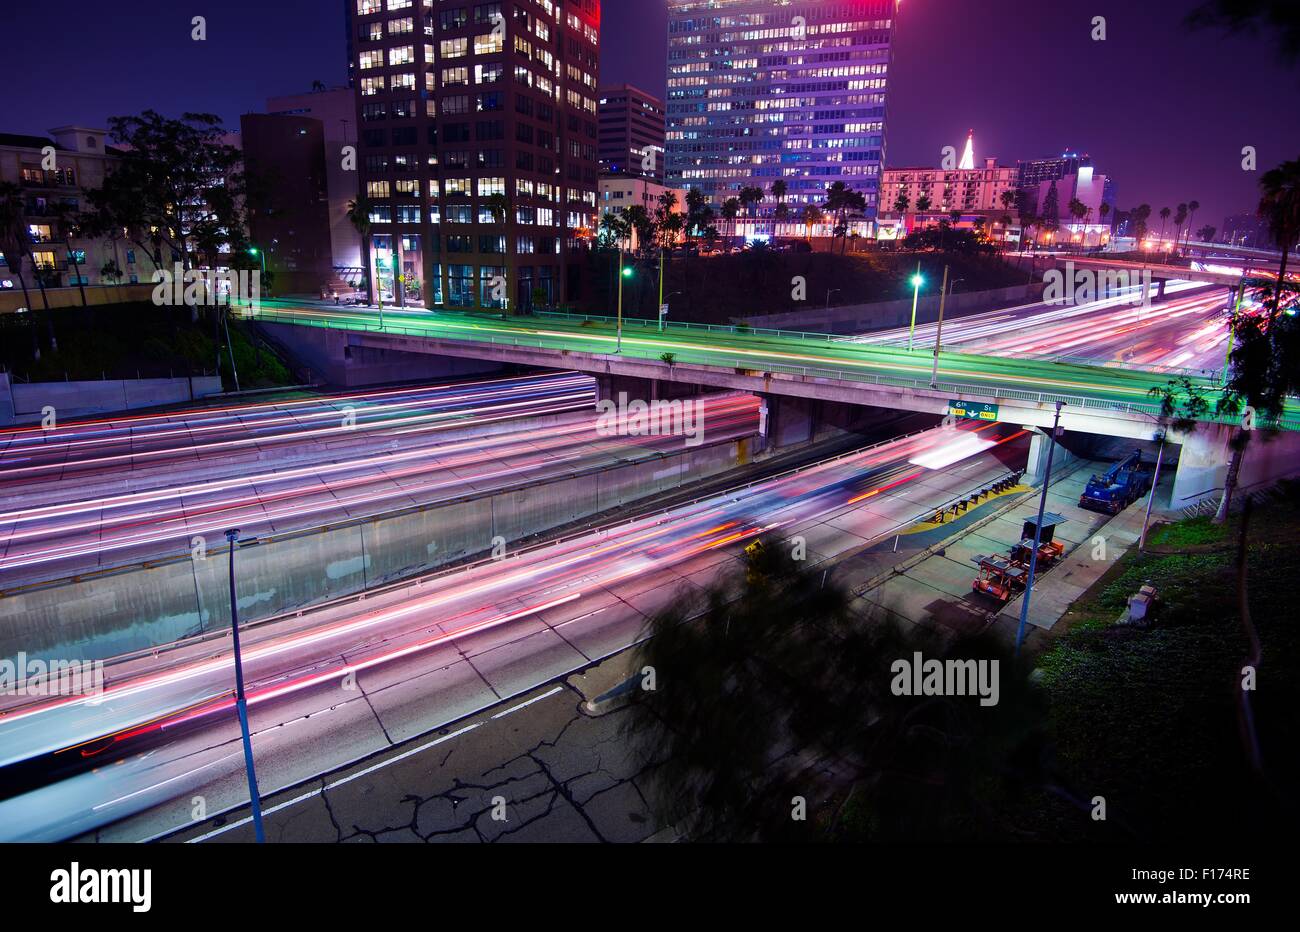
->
[949,400,999,422]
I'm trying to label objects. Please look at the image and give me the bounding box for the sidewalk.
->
[848,460,1139,642]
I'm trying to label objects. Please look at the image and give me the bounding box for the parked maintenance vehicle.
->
[1079,450,1153,514]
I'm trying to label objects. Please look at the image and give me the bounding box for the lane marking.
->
[186,721,483,843]
[490,685,563,720]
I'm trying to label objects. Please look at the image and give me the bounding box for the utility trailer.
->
[1079,450,1153,514]
[1009,512,1067,569]
[971,554,1028,602]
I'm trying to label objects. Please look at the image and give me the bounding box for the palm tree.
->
[1185,199,1201,248]
[1131,203,1152,244]
[0,183,37,322]
[800,204,823,243]
[892,189,911,216]
[0,182,58,354]
[1068,198,1088,249]
[1173,203,1189,253]
[1257,158,1300,322]
[1099,201,1112,230]
[51,202,89,308]
[721,198,741,222]
[770,179,789,223]
[823,181,866,254]
[915,192,932,213]
[738,185,764,221]
[345,196,375,306]
[1158,206,1172,256]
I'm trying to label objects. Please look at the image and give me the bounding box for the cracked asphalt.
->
[169,655,668,844]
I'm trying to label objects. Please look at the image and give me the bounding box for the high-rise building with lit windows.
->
[665,0,896,224]
[347,0,601,311]
[598,83,666,182]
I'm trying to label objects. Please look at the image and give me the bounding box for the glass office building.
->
[665,0,896,223]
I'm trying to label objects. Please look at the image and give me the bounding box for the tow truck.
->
[1079,450,1153,514]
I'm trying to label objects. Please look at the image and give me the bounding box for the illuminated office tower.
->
[665,0,896,224]
[347,0,601,311]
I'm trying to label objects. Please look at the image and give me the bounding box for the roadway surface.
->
[0,420,1029,841]
[0,373,758,584]
[849,283,1231,374]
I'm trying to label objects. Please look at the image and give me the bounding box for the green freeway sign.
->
[949,400,999,422]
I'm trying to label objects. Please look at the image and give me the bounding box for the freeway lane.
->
[849,283,1230,373]
[0,421,1028,841]
[0,372,593,485]
[239,299,1294,427]
[0,393,758,584]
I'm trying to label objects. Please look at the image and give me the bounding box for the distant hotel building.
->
[665,0,896,224]
[881,152,1020,231]
[346,0,601,311]
[598,84,665,182]
[881,139,1118,247]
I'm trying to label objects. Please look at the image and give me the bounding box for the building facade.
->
[1016,153,1092,191]
[347,0,601,312]
[665,0,896,223]
[240,114,335,295]
[267,87,365,281]
[882,158,1020,218]
[598,83,666,181]
[0,128,136,292]
[598,175,689,249]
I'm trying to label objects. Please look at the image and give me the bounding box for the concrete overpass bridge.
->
[1040,254,1288,290]
[244,303,1300,509]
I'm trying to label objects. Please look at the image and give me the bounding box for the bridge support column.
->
[594,374,704,405]
[758,393,820,452]
[1023,426,1085,486]
[1169,425,1300,510]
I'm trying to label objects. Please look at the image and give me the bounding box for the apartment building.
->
[598,83,666,182]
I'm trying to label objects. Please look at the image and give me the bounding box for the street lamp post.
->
[907,264,924,351]
[825,288,841,312]
[1015,401,1065,656]
[1139,434,1166,553]
[224,528,266,843]
[1222,272,1247,382]
[616,247,632,353]
[930,265,951,388]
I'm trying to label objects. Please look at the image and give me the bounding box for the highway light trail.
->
[238,300,1286,419]
[0,420,1027,840]
[0,372,596,483]
[0,393,758,578]
[0,374,759,582]
[850,284,1230,373]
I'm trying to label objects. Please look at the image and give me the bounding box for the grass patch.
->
[1029,491,1300,842]
[1145,515,1228,549]
[1,302,292,391]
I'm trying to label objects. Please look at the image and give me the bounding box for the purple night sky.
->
[7,0,1298,228]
